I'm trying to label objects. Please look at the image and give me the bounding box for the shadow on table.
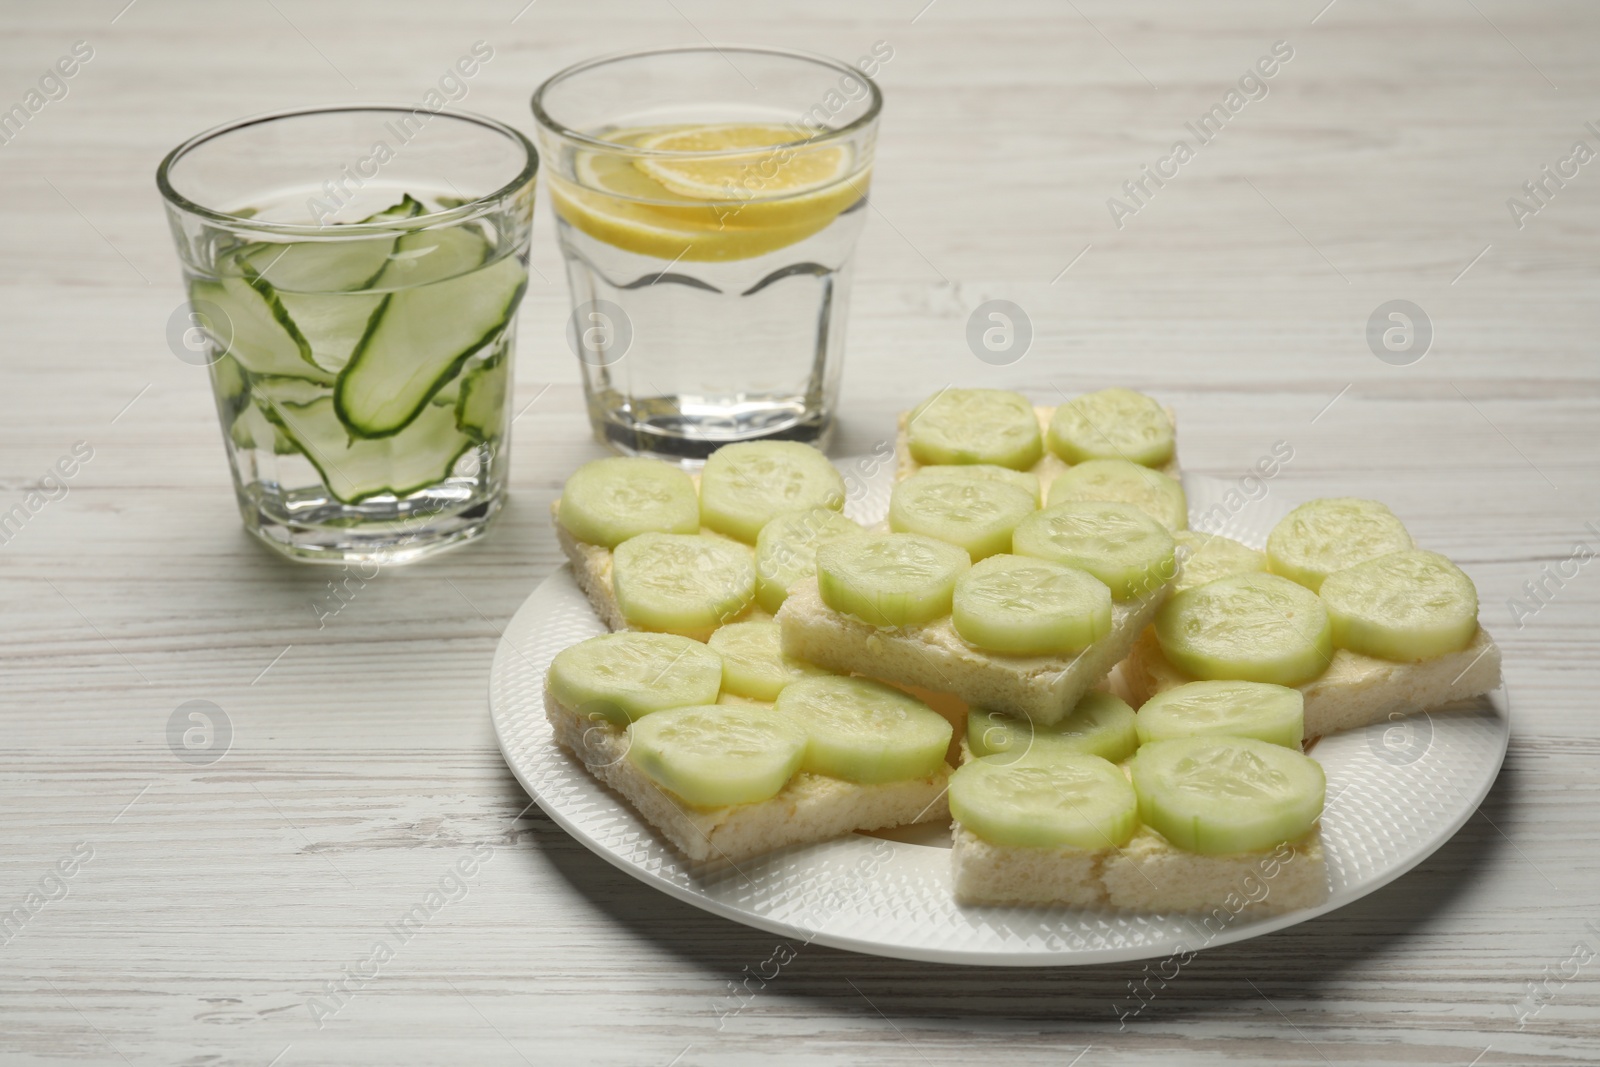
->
[519,756,1517,1031]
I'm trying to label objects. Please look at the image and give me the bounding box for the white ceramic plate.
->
[489,466,1509,966]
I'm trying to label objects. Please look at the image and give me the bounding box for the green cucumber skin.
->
[333,269,526,440]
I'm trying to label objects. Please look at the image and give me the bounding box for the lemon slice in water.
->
[551,123,864,261]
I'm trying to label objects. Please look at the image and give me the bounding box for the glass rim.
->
[529,44,883,157]
[155,103,540,238]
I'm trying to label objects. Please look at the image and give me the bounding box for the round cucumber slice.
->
[1046,387,1175,467]
[1154,573,1333,686]
[627,704,807,808]
[968,691,1139,764]
[776,676,953,784]
[1046,458,1188,532]
[889,472,1037,560]
[1266,498,1412,593]
[906,389,1043,470]
[612,533,755,638]
[547,632,723,724]
[815,533,971,627]
[1319,549,1479,661]
[1135,680,1305,749]
[949,752,1139,850]
[951,555,1112,655]
[558,457,700,548]
[1174,530,1269,592]
[916,464,1041,505]
[753,508,867,614]
[1129,736,1325,855]
[699,442,845,543]
[707,621,827,702]
[1011,501,1177,601]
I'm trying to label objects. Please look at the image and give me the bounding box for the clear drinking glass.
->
[531,46,882,462]
[157,105,537,563]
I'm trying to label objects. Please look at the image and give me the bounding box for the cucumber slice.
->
[1154,573,1333,687]
[612,533,756,638]
[335,251,526,438]
[753,507,868,613]
[775,676,952,784]
[237,236,399,293]
[815,533,971,627]
[1319,549,1479,661]
[627,704,807,808]
[371,225,490,289]
[190,277,332,384]
[1174,530,1268,592]
[455,358,507,444]
[889,472,1036,560]
[258,395,475,504]
[907,389,1042,470]
[699,442,846,543]
[1046,387,1174,467]
[1046,458,1188,532]
[1011,501,1176,601]
[706,621,827,702]
[968,691,1139,764]
[949,752,1139,850]
[233,194,424,292]
[1129,736,1325,855]
[547,632,724,724]
[1266,498,1412,593]
[916,463,1041,505]
[1135,680,1305,749]
[951,554,1112,655]
[558,457,700,548]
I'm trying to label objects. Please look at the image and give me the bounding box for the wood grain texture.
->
[1,0,1597,1063]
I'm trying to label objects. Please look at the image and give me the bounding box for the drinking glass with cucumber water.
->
[158,106,537,562]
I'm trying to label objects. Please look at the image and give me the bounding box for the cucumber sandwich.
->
[949,684,1330,911]
[777,500,1178,724]
[1123,500,1502,737]
[551,444,851,639]
[543,631,953,864]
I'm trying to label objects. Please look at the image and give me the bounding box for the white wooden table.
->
[2,1,1597,1063]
